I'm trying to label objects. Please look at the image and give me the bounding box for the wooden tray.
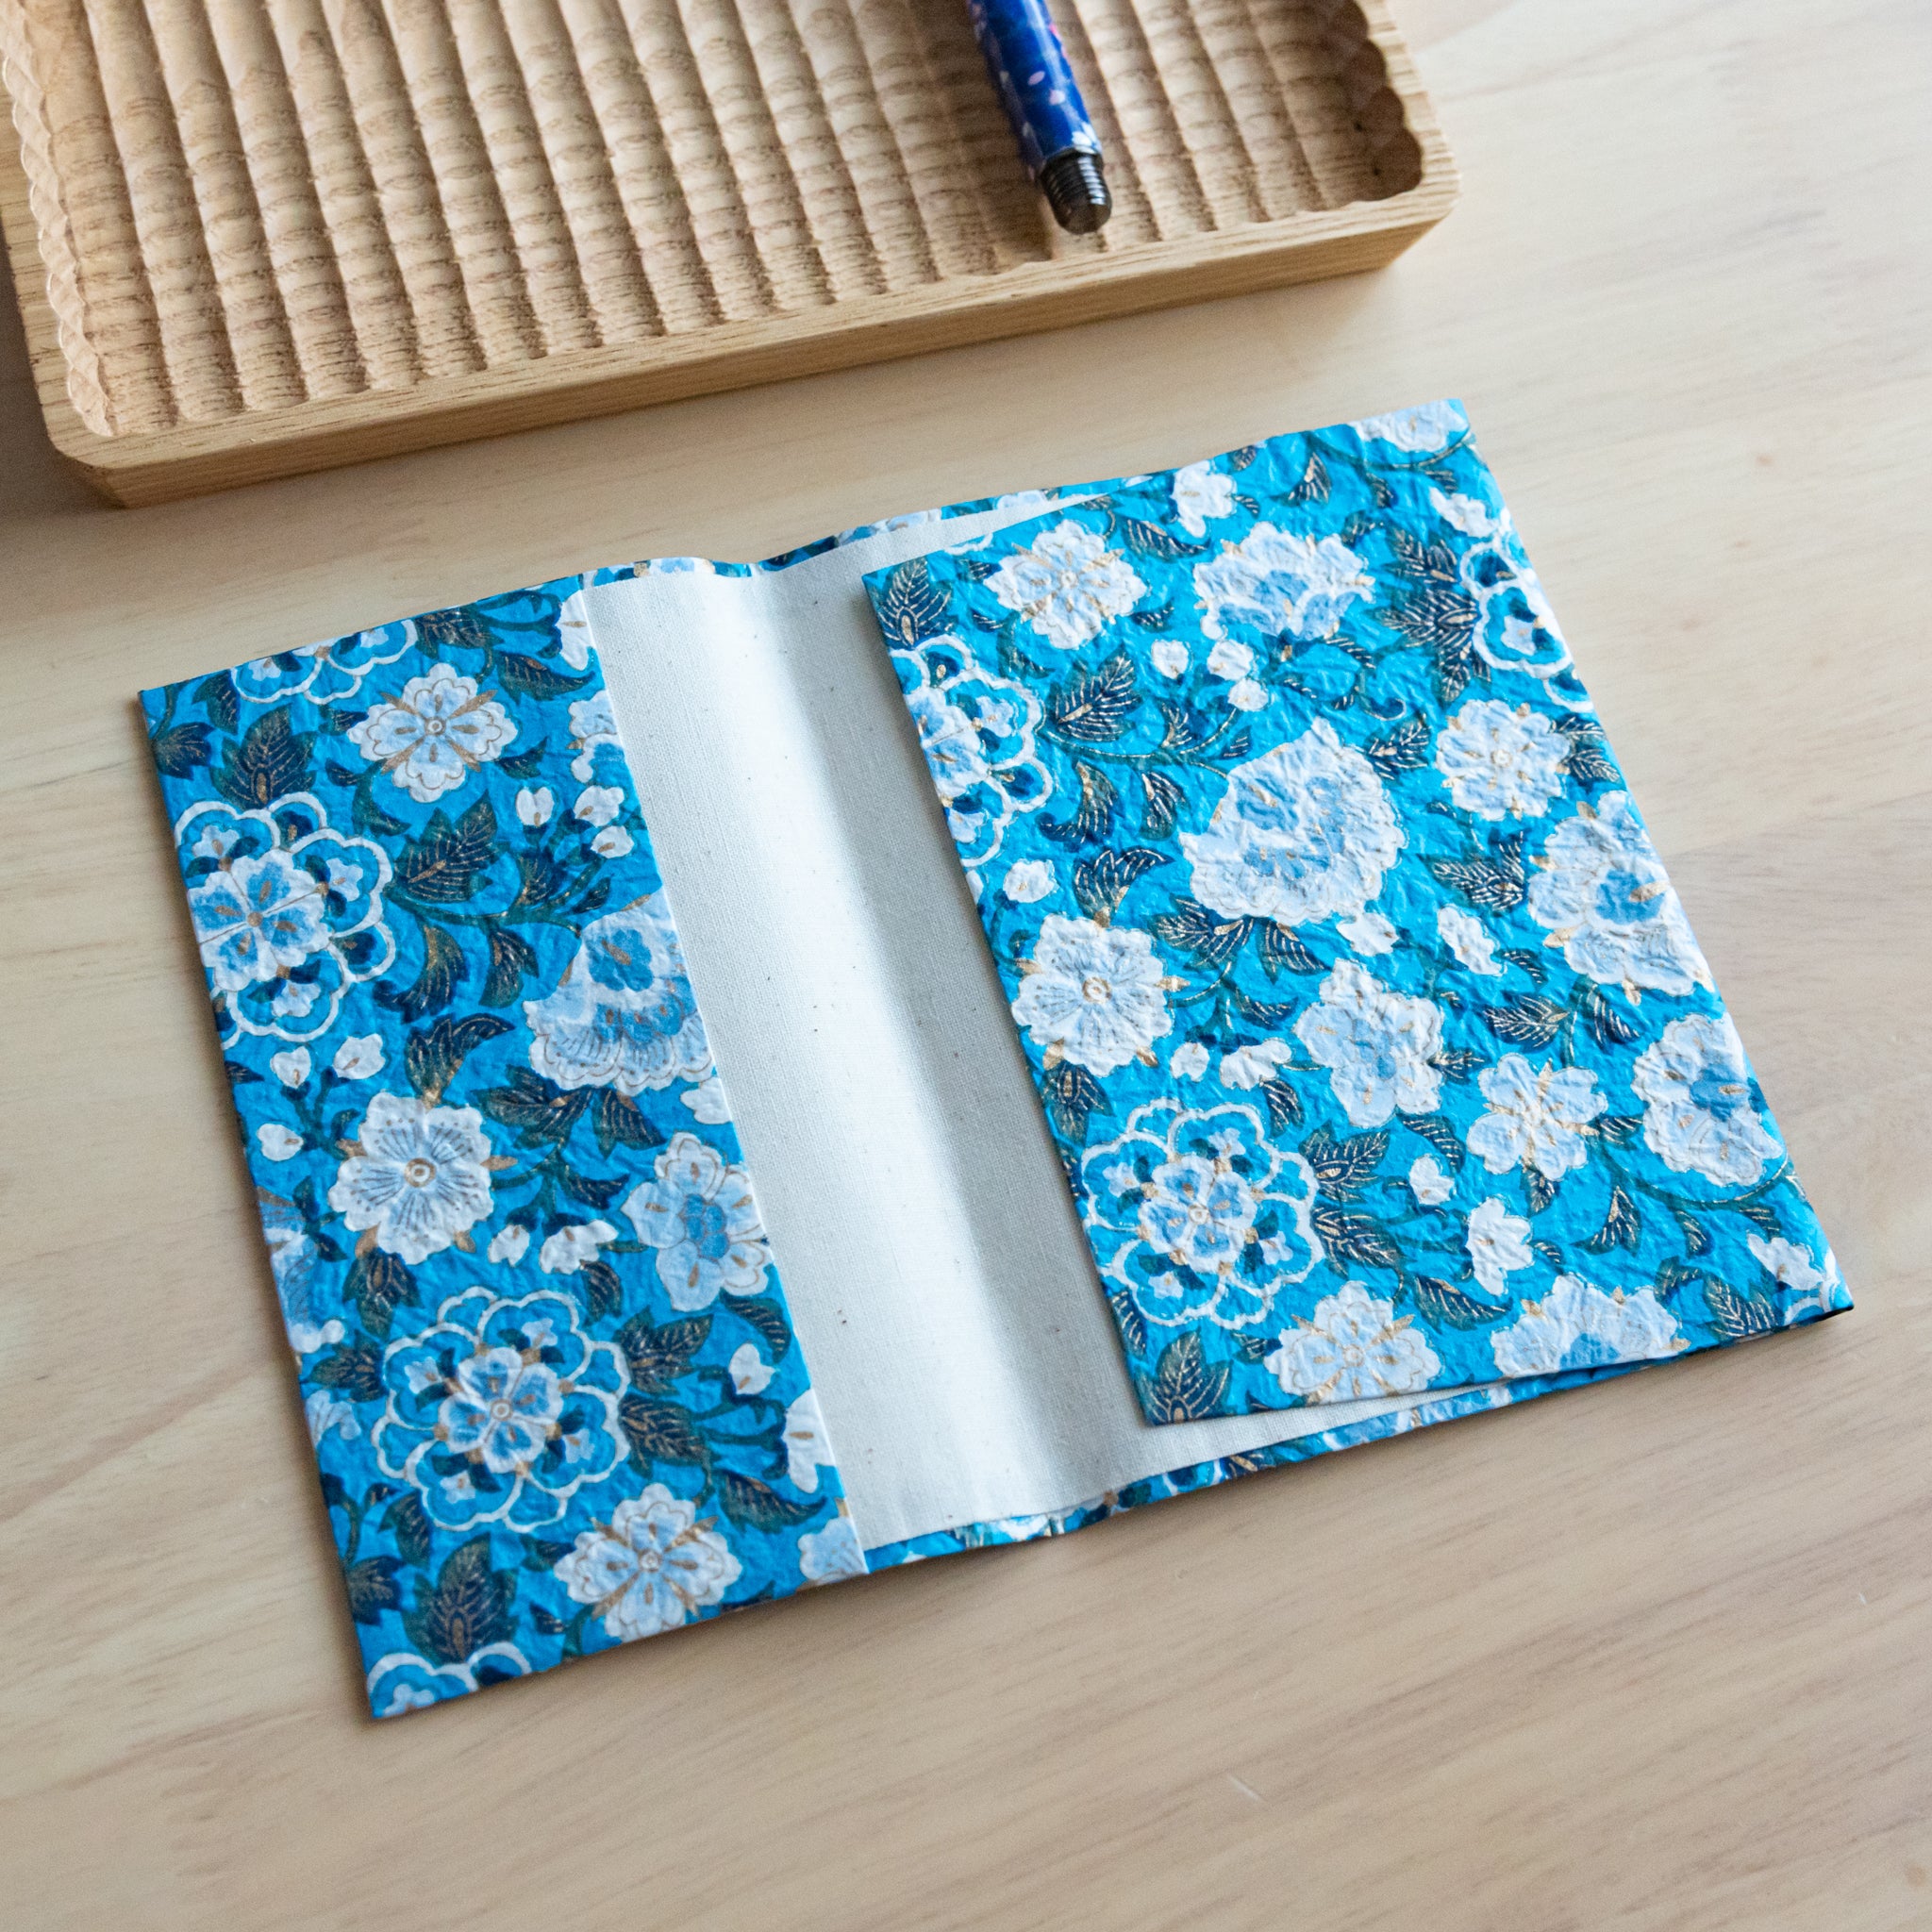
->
[0,0,1454,505]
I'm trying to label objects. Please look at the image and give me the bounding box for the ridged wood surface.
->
[0,0,1450,494]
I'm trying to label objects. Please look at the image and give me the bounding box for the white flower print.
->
[1180,723,1402,925]
[727,1343,774,1395]
[591,825,632,858]
[1340,909,1398,956]
[307,1391,359,1444]
[1429,487,1496,537]
[1219,1038,1294,1090]
[272,979,322,1019]
[984,519,1146,650]
[553,1486,741,1641]
[1151,639,1190,679]
[1434,699,1568,821]
[1172,459,1236,538]
[1170,1041,1209,1080]
[783,1390,836,1493]
[488,1224,530,1266]
[333,1033,384,1079]
[364,1644,532,1716]
[905,681,991,806]
[289,1319,342,1357]
[1631,1012,1781,1187]
[1746,1235,1817,1295]
[539,1220,618,1274]
[1437,905,1502,975]
[1408,1155,1454,1206]
[1350,400,1466,452]
[441,1349,562,1472]
[328,1091,497,1264]
[258,1123,304,1161]
[1003,858,1057,904]
[258,1190,324,1333]
[233,621,415,707]
[1264,1283,1441,1402]
[1491,1275,1685,1377]
[375,1288,627,1530]
[1527,792,1710,995]
[1465,1196,1532,1298]
[1136,1147,1260,1276]
[1747,1235,1848,1320]
[347,662,516,803]
[177,796,394,1045]
[516,786,554,827]
[525,895,712,1095]
[574,785,624,826]
[568,691,622,782]
[1498,616,1542,660]
[1081,1100,1323,1333]
[895,640,1051,869]
[558,590,591,670]
[271,1048,309,1087]
[1193,524,1373,642]
[1012,915,1174,1076]
[1227,678,1271,711]
[1466,1055,1607,1180]
[1207,640,1254,679]
[679,1076,732,1124]
[798,1516,867,1585]
[623,1131,772,1310]
[1450,515,1576,688]
[1293,959,1446,1128]
[191,849,330,989]
[1489,583,1565,671]
[325,859,363,898]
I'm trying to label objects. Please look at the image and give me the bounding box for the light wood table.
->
[3,2,1927,1924]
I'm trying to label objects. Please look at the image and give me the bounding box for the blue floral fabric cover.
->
[140,401,1851,1709]
[864,401,1849,1426]
[142,579,862,1718]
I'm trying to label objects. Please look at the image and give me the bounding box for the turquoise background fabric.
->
[142,577,859,1718]
[865,403,1849,1425]
[139,402,1850,1710]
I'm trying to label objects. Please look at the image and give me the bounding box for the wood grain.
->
[2,0,1930,1924]
[0,0,1453,500]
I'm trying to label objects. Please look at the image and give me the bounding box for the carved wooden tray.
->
[0,0,1454,504]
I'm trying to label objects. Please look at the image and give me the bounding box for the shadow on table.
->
[0,249,102,521]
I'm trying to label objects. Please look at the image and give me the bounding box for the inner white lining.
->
[586,514,1485,1552]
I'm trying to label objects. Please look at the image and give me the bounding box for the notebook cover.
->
[138,403,1849,1711]
[865,401,1849,1425]
[141,578,861,1718]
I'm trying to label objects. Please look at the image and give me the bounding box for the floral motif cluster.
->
[867,402,1847,1423]
[144,578,861,1717]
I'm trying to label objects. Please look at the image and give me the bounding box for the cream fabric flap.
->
[585,519,1477,1553]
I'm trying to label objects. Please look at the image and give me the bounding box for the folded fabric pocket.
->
[142,585,861,1718]
[863,407,1846,1425]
